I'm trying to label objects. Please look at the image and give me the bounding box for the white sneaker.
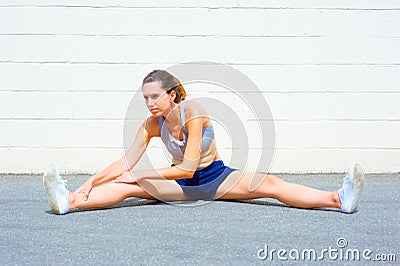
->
[338,163,365,213]
[43,164,70,215]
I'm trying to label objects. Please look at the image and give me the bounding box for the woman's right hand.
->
[75,177,94,201]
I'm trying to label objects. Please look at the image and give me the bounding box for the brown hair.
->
[142,70,187,103]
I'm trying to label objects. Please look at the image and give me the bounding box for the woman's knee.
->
[258,175,285,197]
[246,174,284,193]
[265,175,284,186]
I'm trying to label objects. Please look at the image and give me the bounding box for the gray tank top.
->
[157,101,215,160]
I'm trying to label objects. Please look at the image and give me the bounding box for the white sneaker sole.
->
[347,163,365,213]
[43,164,67,215]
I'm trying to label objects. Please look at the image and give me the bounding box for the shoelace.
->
[57,175,69,192]
[342,174,351,183]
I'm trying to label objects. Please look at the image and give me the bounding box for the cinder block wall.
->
[1,1,399,173]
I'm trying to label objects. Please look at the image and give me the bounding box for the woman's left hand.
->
[113,171,138,183]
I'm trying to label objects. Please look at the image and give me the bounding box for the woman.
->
[43,70,365,215]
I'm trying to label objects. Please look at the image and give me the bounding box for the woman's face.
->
[142,81,176,117]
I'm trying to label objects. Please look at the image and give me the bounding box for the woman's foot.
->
[338,163,365,213]
[43,164,70,215]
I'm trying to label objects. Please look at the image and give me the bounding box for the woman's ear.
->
[169,90,177,102]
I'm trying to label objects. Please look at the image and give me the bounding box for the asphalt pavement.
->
[0,173,399,265]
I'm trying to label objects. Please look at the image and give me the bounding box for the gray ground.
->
[0,173,399,265]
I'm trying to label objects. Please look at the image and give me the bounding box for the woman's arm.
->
[76,118,156,199]
[89,158,129,187]
[96,118,158,183]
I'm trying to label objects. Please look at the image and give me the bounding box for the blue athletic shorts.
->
[175,160,238,201]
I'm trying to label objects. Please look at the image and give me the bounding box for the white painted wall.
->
[1,1,399,173]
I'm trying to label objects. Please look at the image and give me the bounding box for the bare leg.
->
[69,182,154,210]
[215,171,341,209]
[69,179,188,210]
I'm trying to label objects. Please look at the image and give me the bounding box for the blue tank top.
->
[157,101,215,160]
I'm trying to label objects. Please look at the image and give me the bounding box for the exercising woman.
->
[43,70,365,215]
